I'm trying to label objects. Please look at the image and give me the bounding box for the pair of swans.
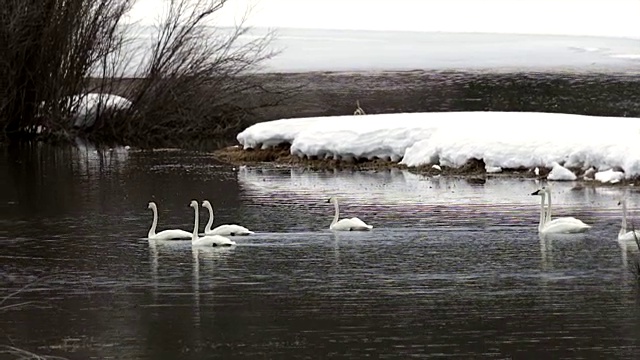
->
[327,197,373,231]
[531,187,591,234]
[147,201,253,242]
[189,201,235,246]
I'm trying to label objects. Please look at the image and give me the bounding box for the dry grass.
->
[0,345,68,360]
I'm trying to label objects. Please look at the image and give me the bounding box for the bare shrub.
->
[0,0,298,146]
[0,0,133,141]
[88,0,300,145]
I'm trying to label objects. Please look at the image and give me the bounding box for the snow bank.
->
[237,111,640,176]
[72,93,132,129]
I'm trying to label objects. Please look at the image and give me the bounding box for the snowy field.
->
[255,28,640,73]
[119,0,640,74]
[237,111,639,181]
[113,26,640,75]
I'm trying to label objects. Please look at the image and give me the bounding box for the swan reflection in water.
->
[147,239,234,303]
[192,245,235,327]
[538,233,589,273]
[147,239,187,302]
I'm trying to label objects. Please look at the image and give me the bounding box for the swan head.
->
[326,197,336,204]
[531,186,550,196]
[531,188,544,196]
[189,200,198,208]
[202,200,211,208]
[148,202,156,210]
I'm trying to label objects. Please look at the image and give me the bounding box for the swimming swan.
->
[189,200,236,247]
[617,198,640,241]
[531,187,590,234]
[147,201,192,240]
[202,200,254,236]
[327,197,372,231]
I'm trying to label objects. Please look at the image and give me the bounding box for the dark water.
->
[2,142,640,359]
[4,69,640,359]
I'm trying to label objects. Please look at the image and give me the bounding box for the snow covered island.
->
[220,111,639,183]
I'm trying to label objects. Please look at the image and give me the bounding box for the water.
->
[2,140,640,359]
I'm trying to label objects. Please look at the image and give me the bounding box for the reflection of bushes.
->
[0,0,297,146]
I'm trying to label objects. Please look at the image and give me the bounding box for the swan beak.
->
[531,189,542,196]
[617,201,622,206]
[325,198,331,203]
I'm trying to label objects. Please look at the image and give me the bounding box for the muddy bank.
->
[212,145,638,187]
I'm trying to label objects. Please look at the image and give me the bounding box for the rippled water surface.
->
[2,142,640,359]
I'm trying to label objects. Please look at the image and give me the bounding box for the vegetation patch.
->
[0,0,298,146]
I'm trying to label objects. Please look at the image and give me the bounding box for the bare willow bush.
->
[0,0,132,141]
[0,0,298,146]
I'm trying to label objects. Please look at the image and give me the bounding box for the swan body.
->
[327,197,372,231]
[618,198,640,241]
[202,200,254,236]
[147,202,192,240]
[531,187,590,234]
[190,200,236,247]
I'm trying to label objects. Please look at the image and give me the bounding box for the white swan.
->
[327,197,373,231]
[531,187,590,234]
[618,197,640,241]
[189,200,236,247]
[202,200,254,236]
[147,201,192,240]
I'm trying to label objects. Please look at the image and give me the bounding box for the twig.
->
[353,100,366,115]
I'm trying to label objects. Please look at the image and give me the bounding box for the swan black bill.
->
[531,189,543,196]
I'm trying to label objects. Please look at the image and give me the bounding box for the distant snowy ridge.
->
[237,112,640,177]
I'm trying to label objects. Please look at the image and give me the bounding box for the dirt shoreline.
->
[212,145,638,187]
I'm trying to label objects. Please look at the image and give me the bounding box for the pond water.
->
[2,142,640,359]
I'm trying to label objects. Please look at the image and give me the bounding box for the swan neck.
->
[622,199,628,233]
[205,204,214,232]
[332,200,340,227]
[538,192,546,231]
[545,191,552,224]
[149,206,158,238]
[192,206,199,241]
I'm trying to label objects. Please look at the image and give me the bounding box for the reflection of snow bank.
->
[237,112,640,176]
[73,138,130,174]
[237,167,609,208]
